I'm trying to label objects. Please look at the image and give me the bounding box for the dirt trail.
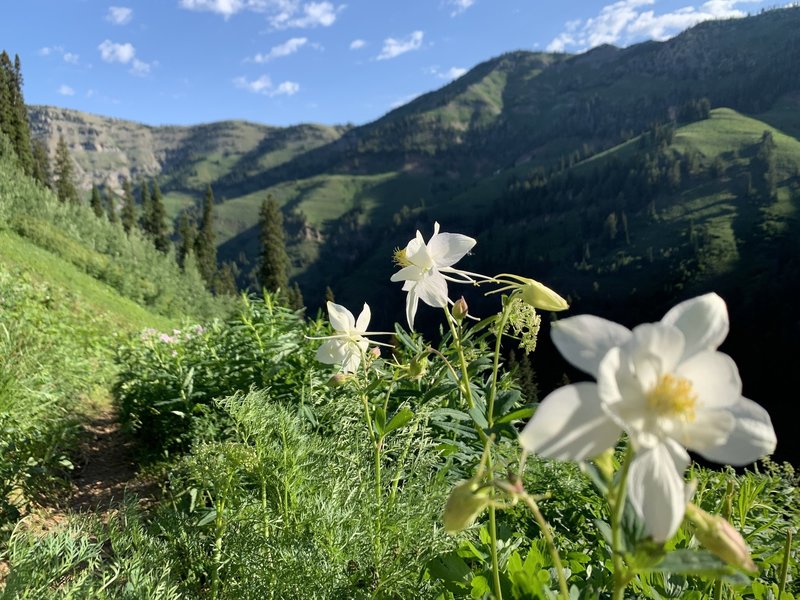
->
[67,406,150,516]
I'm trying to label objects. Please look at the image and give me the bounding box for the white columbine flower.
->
[390,222,477,329]
[313,302,393,374]
[520,293,776,542]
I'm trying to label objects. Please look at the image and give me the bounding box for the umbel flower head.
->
[312,301,393,374]
[520,293,777,542]
[390,222,477,329]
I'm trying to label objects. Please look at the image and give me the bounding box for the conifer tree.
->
[53,134,79,204]
[0,51,33,174]
[106,186,119,223]
[31,139,50,188]
[212,262,238,296]
[121,179,137,234]
[257,196,289,293]
[149,178,169,252]
[90,184,104,217]
[177,210,197,270]
[139,179,151,231]
[194,185,217,284]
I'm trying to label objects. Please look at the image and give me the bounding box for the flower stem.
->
[611,445,634,600]
[518,491,570,600]
[444,308,475,411]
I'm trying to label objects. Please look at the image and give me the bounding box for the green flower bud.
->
[327,373,350,388]
[408,356,428,380]
[452,297,469,321]
[685,503,757,572]
[443,480,490,534]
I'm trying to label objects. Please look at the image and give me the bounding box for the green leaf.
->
[385,407,414,434]
[374,406,386,436]
[492,389,522,419]
[196,508,217,527]
[470,575,491,598]
[494,406,534,425]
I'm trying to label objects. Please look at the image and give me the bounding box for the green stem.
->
[778,528,792,600]
[487,305,512,425]
[518,492,570,600]
[444,308,475,410]
[611,445,634,600]
[486,453,503,600]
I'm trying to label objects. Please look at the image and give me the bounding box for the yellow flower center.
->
[646,374,697,421]
[393,247,411,267]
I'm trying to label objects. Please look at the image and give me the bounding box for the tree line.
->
[0,49,300,306]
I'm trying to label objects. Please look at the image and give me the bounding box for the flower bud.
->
[370,346,381,359]
[685,503,757,572]
[408,356,428,380]
[519,279,569,312]
[327,373,350,388]
[442,480,489,533]
[452,297,469,321]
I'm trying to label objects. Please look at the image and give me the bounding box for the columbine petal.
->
[316,339,348,365]
[355,303,371,333]
[695,397,777,466]
[551,315,632,378]
[327,302,355,332]
[662,293,729,359]
[391,265,425,283]
[627,323,685,378]
[675,351,741,410]
[671,409,735,451]
[414,270,449,308]
[427,232,476,268]
[519,383,622,461]
[405,287,420,330]
[627,440,690,542]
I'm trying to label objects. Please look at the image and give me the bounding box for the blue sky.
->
[0,0,767,127]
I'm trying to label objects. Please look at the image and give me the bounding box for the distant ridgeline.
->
[11,8,800,458]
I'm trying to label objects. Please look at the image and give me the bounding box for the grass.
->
[0,230,174,333]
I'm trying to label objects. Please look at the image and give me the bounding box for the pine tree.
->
[212,262,239,296]
[177,210,197,270]
[194,185,217,284]
[149,178,169,252]
[0,51,33,174]
[121,179,137,234]
[257,196,289,293]
[139,179,151,231]
[31,139,50,188]
[286,281,304,310]
[53,134,79,204]
[106,185,119,223]
[90,184,104,217]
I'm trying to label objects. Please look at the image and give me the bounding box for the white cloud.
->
[250,37,307,62]
[131,58,152,76]
[377,30,424,60]
[98,39,136,63]
[272,80,300,95]
[390,93,420,109]
[546,0,754,52]
[349,38,366,50]
[39,46,58,56]
[447,0,475,16]
[63,52,80,64]
[179,0,343,27]
[234,74,300,96]
[443,66,467,79]
[106,6,133,25]
[281,1,337,27]
[58,84,75,96]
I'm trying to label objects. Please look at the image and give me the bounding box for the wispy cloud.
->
[349,38,366,50]
[446,0,475,16]
[234,74,300,96]
[58,84,75,96]
[429,65,467,80]
[179,0,343,28]
[106,6,133,25]
[390,93,420,109]
[546,0,755,52]
[98,40,153,75]
[249,37,307,62]
[39,46,81,65]
[377,30,424,60]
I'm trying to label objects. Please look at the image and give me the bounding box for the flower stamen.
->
[393,247,411,267]
[647,374,697,421]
